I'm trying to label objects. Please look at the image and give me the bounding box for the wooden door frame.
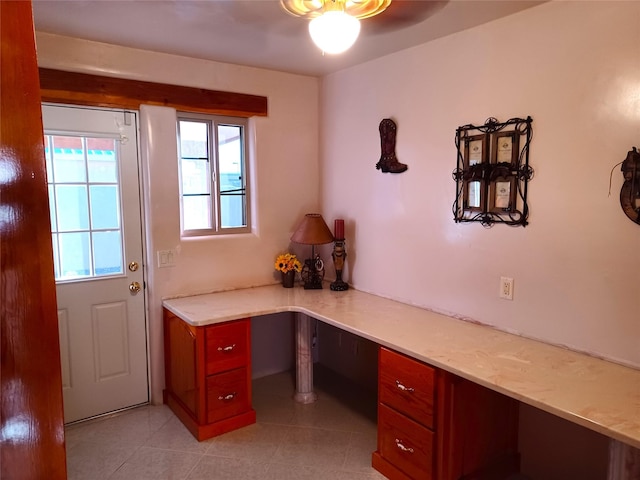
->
[1,2,67,478]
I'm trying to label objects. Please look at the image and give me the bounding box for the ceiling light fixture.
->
[309,10,360,54]
[281,0,391,54]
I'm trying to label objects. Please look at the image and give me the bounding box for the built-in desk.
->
[163,284,640,479]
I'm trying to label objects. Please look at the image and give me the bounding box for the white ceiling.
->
[32,0,543,77]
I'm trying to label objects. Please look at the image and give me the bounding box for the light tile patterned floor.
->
[65,368,387,480]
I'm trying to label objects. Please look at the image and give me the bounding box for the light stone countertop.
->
[163,284,640,449]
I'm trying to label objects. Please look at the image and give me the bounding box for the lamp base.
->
[330,280,349,291]
[301,257,324,289]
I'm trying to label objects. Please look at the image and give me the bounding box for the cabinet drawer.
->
[379,347,435,428]
[378,403,434,480]
[206,367,250,424]
[205,319,249,375]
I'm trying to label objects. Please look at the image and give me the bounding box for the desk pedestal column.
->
[294,313,317,404]
[608,439,640,480]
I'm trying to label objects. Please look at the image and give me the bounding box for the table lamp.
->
[291,213,334,289]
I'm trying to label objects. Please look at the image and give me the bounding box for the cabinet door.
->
[436,372,520,480]
[165,312,199,416]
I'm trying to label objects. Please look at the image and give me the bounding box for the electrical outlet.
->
[499,276,514,300]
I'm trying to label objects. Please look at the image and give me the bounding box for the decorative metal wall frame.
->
[453,117,533,227]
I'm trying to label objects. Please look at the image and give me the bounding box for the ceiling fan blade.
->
[362,0,448,34]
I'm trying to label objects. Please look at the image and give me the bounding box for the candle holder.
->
[330,238,349,291]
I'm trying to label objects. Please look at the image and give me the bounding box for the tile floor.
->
[64,367,387,479]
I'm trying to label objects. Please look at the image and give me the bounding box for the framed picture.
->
[489,177,517,212]
[491,131,519,166]
[488,131,518,212]
[464,134,488,167]
[464,180,484,210]
[454,116,533,226]
[462,134,488,211]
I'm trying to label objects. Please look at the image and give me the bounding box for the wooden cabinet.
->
[373,347,519,480]
[163,309,256,441]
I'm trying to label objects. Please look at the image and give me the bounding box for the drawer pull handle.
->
[217,344,236,352]
[218,392,236,401]
[395,380,415,393]
[395,439,414,454]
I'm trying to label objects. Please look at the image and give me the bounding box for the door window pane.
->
[59,232,91,279]
[52,234,60,279]
[56,185,89,231]
[52,136,86,183]
[48,184,57,231]
[93,231,123,276]
[90,185,120,230]
[44,137,53,183]
[87,138,117,183]
[46,133,125,282]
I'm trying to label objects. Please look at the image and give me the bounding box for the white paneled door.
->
[42,104,149,423]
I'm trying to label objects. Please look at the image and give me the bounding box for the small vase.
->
[281,270,295,288]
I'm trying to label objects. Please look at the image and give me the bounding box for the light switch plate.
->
[157,249,176,268]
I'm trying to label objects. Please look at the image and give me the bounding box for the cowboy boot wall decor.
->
[620,147,640,224]
[376,118,408,173]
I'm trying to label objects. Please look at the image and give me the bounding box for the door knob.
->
[129,281,141,294]
[128,261,139,272]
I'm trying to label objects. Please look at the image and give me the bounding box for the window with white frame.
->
[177,113,250,235]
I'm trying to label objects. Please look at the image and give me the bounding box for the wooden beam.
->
[39,67,268,117]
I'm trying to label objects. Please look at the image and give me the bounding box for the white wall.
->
[319,3,639,477]
[36,33,319,401]
[320,1,640,370]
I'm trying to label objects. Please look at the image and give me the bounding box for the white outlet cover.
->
[499,276,514,300]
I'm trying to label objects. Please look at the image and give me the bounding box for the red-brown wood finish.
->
[1,2,67,478]
[374,347,519,480]
[164,315,199,415]
[372,451,414,480]
[379,347,436,428]
[378,403,435,480]
[205,321,249,375]
[205,368,250,423]
[163,309,255,441]
[437,372,520,480]
[39,68,268,118]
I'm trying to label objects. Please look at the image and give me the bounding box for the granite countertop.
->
[163,284,640,449]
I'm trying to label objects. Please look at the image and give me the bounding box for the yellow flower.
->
[275,253,302,273]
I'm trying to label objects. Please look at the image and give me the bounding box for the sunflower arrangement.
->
[275,253,302,274]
